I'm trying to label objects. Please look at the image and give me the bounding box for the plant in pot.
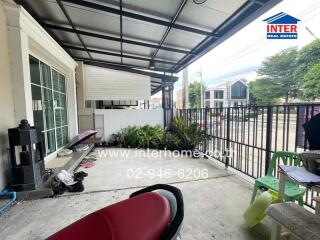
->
[171,116,208,157]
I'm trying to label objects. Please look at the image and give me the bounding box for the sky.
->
[153,0,320,99]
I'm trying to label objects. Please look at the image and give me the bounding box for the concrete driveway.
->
[0,148,271,240]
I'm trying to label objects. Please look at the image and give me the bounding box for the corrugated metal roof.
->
[15,0,282,94]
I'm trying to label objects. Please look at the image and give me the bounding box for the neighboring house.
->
[205,80,249,108]
[150,97,162,109]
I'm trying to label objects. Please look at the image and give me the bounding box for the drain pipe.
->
[0,188,16,214]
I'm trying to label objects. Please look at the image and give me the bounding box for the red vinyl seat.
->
[48,192,171,240]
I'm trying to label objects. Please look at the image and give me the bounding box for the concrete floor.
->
[0,148,272,240]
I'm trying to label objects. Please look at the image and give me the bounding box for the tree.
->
[302,64,320,101]
[188,81,205,108]
[294,40,320,83]
[249,79,280,105]
[256,47,299,103]
[294,40,320,99]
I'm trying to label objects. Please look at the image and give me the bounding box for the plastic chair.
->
[250,151,305,206]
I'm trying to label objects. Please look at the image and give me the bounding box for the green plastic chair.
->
[250,151,306,206]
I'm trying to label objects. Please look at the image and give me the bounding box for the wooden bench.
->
[313,196,320,215]
[266,202,320,240]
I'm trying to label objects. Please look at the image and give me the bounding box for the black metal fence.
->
[177,104,320,208]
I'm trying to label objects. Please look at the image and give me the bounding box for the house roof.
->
[263,12,301,24]
[15,0,281,94]
[208,79,247,89]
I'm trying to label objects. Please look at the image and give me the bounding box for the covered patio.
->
[0,148,271,240]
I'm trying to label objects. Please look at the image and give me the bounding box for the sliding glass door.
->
[52,69,68,149]
[29,55,69,156]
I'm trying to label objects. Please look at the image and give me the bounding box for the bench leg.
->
[316,203,320,215]
[271,220,281,240]
[312,197,320,215]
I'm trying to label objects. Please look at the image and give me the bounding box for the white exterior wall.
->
[95,109,164,141]
[0,1,15,190]
[205,80,249,108]
[205,88,226,108]
[0,0,78,189]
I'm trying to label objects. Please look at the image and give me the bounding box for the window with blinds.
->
[29,55,69,156]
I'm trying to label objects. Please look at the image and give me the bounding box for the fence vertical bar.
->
[93,113,96,131]
[294,105,300,152]
[225,107,231,168]
[204,108,208,154]
[265,106,273,175]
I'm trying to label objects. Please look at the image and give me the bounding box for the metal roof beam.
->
[75,58,170,72]
[43,23,191,54]
[56,0,92,59]
[170,0,282,73]
[119,0,123,64]
[60,0,219,37]
[249,0,265,6]
[151,85,163,95]
[151,0,187,62]
[62,44,178,65]
[76,58,178,81]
